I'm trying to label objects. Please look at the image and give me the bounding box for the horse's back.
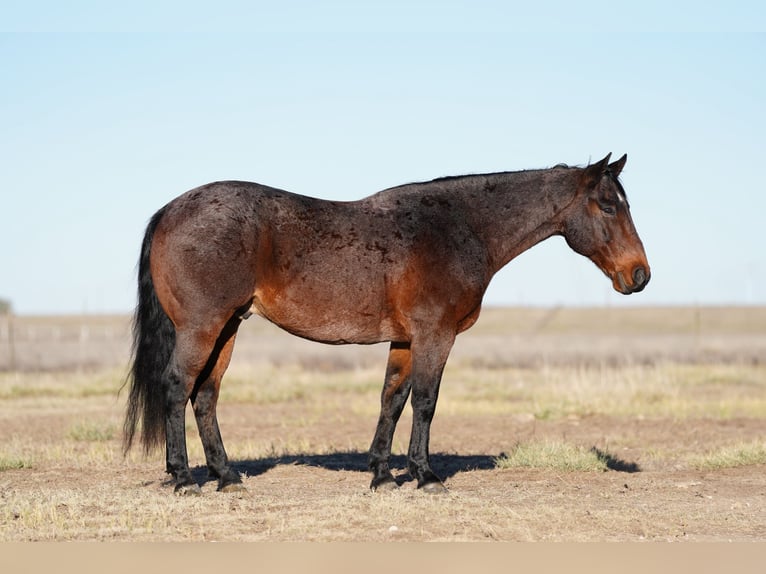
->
[150,179,490,344]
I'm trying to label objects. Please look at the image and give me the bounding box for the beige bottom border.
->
[2,542,764,574]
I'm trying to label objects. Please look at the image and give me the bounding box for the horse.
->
[123,153,650,495]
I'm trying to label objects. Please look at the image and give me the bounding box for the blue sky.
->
[1,3,765,314]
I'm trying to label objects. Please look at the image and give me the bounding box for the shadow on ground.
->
[183,448,640,487]
[591,447,641,473]
[230,452,497,485]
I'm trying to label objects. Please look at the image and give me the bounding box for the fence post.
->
[6,313,16,371]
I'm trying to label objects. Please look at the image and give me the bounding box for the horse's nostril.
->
[633,266,647,286]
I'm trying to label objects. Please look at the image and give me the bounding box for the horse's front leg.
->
[406,334,454,494]
[368,342,413,491]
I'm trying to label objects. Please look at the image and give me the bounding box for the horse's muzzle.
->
[616,266,650,294]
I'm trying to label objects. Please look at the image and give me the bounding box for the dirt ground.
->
[1,307,764,541]
[2,402,764,541]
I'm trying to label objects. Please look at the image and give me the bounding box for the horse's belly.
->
[249,285,403,345]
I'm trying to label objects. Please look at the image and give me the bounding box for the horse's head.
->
[562,153,650,295]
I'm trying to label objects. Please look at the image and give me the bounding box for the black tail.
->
[123,207,175,455]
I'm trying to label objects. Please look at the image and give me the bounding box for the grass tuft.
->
[690,440,766,470]
[0,455,32,471]
[495,440,609,472]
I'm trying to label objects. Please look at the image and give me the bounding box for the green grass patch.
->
[495,441,609,472]
[0,455,32,471]
[690,440,766,470]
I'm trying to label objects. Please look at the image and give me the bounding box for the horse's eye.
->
[600,205,616,216]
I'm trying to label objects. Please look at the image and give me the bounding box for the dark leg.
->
[368,342,413,491]
[407,335,454,494]
[193,384,242,491]
[164,361,200,495]
[164,326,221,495]
[191,319,244,492]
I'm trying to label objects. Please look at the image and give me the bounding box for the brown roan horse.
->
[124,153,650,495]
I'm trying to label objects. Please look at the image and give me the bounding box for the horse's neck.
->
[469,169,578,274]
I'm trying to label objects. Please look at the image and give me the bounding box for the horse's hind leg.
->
[165,323,228,495]
[191,316,244,492]
[368,342,413,491]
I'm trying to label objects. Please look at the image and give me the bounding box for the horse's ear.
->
[581,153,612,188]
[608,154,627,177]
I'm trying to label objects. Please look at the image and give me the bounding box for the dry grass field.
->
[0,306,764,541]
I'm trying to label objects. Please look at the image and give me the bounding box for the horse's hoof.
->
[219,482,247,494]
[174,483,202,496]
[371,479,399,493]
[419,481,448,495]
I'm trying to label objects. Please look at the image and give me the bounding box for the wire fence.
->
[1,307,764,373]
[0,315,132,372]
